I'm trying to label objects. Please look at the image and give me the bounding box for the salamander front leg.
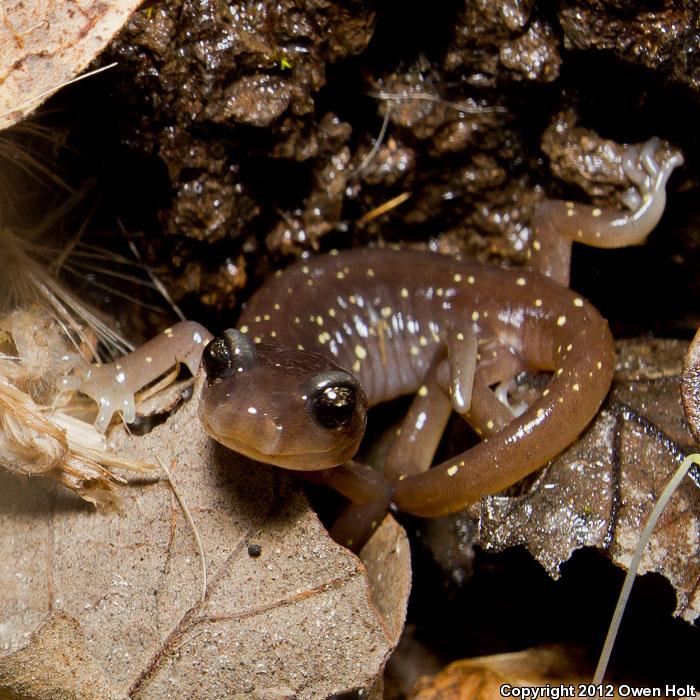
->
[531,137,683,286]
[302,461,394,551]
[73,321,213,431]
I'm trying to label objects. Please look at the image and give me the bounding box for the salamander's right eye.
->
[307,370,365,431]
[202,329,256,379]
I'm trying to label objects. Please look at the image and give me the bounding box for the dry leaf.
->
[472,339,699,621]
[407,646,679,700]
[0,611,126,700]
[0,0,142,130]
[0,378,410,698]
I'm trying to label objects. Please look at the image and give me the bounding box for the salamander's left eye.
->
[202,329,256,380]
[308,370,364,430]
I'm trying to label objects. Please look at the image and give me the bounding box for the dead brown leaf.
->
[0,0,142,130]
[407,646,677,700]
[472,339,699,621]
[0,378,410,698]
[0,611,126,700]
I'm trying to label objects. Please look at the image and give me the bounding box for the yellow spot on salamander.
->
[557,315,567,326]
[572,383,580,391]
[240,325,249,333]
[400,288,409,298]
[516,277,526,286]
[355,345,367,359]
[336,271,345,279]
[596,361,603,370]
[418,385,428,397]
[592,208,602,218]
[453,273,462,282]
[535,298,543,307]
[471,311,479,321]
[486,419,494,430]
[447,465,458,477]
[573,298,584,307]
[328,308,336,318]
[381,306,392,318]
[467,275,475,284]
[532,240,541,251]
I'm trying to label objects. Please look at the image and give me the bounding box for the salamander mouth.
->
[201,420,345,471]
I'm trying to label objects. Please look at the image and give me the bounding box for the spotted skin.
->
[72,136,683,537]
[237,247,615,517]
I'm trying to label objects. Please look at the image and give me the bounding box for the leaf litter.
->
[0,0,141,130]
[0,371,411,698]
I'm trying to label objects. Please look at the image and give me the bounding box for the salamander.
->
[70,136,683,548]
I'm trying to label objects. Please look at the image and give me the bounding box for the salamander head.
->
[199,329,367,470]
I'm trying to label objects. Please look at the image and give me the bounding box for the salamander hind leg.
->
[393,298,615,518]
[531,137,683,285]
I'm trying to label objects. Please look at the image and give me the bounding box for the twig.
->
[158,457,208,603]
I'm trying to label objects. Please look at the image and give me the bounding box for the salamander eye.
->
[308,370,364,430]
[202,329,256,379]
